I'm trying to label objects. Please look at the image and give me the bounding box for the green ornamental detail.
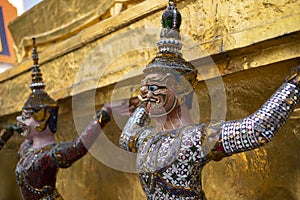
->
[162,18,173,29]
[161,2,182,30]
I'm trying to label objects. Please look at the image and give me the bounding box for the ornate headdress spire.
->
[157,1,182,55]
[23,38,58,110]
[22,38,59,132]
[30,38,46,91]
[143,1,198,88]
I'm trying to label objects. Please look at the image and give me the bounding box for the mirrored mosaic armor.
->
[121,75,300,200]
[15,120,103,200]
[120,2,300,199]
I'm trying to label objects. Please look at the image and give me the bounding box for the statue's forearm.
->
[221,82,300,155]
[51,109,110,168]
[119,106,149,153]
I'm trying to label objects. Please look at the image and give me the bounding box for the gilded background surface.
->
[0,0,299,199]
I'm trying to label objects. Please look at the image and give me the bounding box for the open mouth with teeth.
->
[150,94,167,106]
[139,93,167,106]
[18,123,29,137]
[16,116,30,137]
[139,93,177,117]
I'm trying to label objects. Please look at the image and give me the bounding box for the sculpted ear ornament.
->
[33,108,51,132]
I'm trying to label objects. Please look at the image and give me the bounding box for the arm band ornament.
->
[95,110,111,125]
[221,83,300,155]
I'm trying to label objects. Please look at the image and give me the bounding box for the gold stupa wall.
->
[0,0,299,199]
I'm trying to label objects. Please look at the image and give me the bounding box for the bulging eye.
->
[148,85,158,92]
[21,115,29,121]
[21,113,31,121]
